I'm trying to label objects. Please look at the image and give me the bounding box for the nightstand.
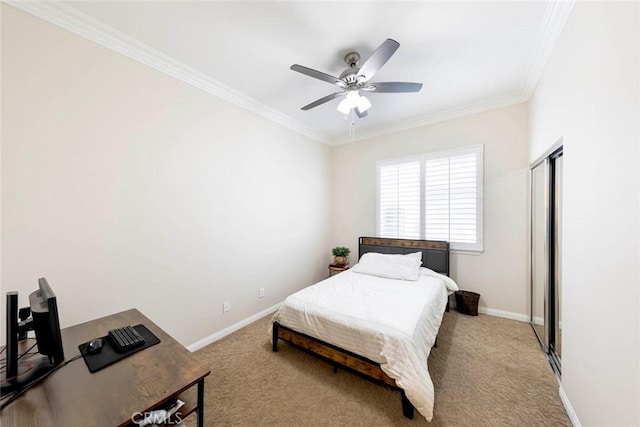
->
[328,264,349,277]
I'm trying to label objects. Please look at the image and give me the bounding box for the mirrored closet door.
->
[530,146,563,375]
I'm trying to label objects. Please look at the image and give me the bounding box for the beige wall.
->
[1,5,331,346]
[529,2,639,425]
[331,103,530,318]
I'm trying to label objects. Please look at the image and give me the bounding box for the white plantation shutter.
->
[377,146,483,252]
[424,157,450,241]
[449,152,478,244]
[378,159,421,239]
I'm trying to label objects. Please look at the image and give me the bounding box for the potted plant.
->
[331,246,351,266]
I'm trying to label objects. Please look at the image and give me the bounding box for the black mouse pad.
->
[78,324,161,373]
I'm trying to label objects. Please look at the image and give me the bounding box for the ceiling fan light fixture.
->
[337,98,352,115]
[337,91,370,115]
[357,95,371,113]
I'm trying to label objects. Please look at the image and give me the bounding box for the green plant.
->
[331,246,351,257]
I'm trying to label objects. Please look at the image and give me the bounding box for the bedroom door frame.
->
[530,142,563,376]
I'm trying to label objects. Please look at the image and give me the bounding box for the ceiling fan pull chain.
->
[349,110,356,138]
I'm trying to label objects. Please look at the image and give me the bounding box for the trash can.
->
[455,291,480,316]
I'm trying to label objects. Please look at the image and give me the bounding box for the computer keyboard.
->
[108,325,145,353]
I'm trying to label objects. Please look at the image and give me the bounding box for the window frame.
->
[376,145,484,253]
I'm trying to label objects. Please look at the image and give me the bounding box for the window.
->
[377,145,483,252]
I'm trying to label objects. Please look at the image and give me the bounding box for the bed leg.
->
[272,322,279,352]
[446,298,450,312]
[333,364,338,374]
[401,391,414,419]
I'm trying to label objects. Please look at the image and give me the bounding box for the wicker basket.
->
[455,291,480,316]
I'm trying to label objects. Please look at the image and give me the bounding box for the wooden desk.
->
[0,309,210,426]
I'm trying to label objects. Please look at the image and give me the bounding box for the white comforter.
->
[271,267,458,421]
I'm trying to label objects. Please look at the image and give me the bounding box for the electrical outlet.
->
[259,288,265,298]
[223,301,230,313]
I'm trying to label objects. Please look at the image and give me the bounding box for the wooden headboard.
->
[358,237,450,276]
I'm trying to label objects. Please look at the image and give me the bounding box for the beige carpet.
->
[190,311,570,426]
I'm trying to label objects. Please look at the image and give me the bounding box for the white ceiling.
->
[16,1,573,145]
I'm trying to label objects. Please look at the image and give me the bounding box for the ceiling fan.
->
[291,38,422,118]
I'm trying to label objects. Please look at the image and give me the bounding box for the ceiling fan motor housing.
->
[339,68,360,85]
[340,52,362,85]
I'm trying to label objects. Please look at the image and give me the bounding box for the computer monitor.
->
[1,278,65,395]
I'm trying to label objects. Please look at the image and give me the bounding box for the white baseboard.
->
[188,302,528,352]
[532,315,544,326]
[559,385,582,427]
[450,299,529,323]
[186,303,281,352]
[477,306,530,323]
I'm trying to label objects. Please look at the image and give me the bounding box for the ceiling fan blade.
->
[291,65,346,88]
[357,38,400,82]
[355,107,368,118]
[301,92,345,111]
[368,82,423,93]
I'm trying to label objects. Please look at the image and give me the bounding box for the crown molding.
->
[520,0,576,100]
[8,0,574,147]
[6,1,331,145]
[329,91,528,146]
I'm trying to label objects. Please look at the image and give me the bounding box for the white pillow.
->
[351,251,422,281]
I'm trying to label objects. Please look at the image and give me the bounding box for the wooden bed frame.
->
[272,237,450,420]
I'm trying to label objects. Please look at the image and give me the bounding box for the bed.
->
[271,237,458,421]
